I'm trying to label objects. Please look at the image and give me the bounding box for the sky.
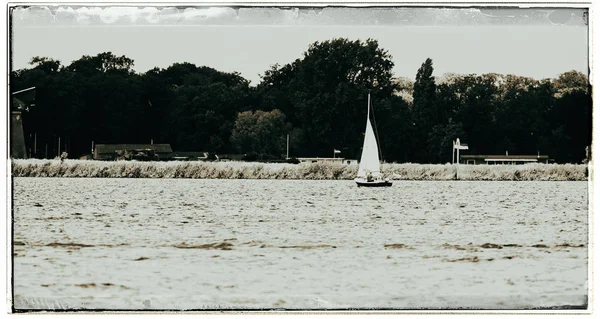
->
[10,6,589,85]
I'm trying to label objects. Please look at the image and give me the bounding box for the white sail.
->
[357,94,381,178]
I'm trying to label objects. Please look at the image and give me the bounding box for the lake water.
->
[11,178,589,310]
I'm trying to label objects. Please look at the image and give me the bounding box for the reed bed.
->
[11,159,588,181]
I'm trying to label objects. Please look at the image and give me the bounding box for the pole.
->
[11,87,36,95]
[58,137,61,157]
[45,143,48,159]
[34,133,37,157]
[457,148,460,180]
[367,91,371,122]
[286,134,289,159]
[452,140,455,164]
[333,149,336,159]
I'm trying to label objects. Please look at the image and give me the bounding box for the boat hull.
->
[355,179,393,187]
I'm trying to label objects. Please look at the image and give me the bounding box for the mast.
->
[369,91,383,161]
[367,91,371,121]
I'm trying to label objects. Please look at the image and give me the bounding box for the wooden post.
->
[58,137,61,158]
[45,143,48,159]
[34,133,37,157]
[456,146,460,180]
[452,140,455,164]
[286,134,289,159]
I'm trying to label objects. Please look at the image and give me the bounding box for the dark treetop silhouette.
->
[10,39,591,164]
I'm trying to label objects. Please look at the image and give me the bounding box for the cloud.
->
[182,7,237,21]
[10,6,588,27]
[140,7,160,24]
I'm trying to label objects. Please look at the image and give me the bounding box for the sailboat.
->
[354,92,393,187]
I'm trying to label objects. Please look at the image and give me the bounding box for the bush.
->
[10,159,589,181]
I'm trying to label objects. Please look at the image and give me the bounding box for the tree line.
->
[10,38,591,163]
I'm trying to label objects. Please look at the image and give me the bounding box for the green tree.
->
[553,70,589,94]
[547,70,590,163]
[375,95,414,163]
[162,64,252,152]
[494,75,555,156]
[257,38,397,159]
[10,48,591,164]
[412,58,437,162]
[452,74,499,155]
[29,56,62,73]
[427,122,465,163]
[66,52,134,75]
[230,109,291,158]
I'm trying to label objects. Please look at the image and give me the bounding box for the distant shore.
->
[11,159,588,181]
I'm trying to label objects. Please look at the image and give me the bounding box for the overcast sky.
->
[10,6,589,85]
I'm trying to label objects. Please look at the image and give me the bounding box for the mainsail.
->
[357,94,381,178]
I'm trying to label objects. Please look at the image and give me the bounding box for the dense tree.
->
[413,58,436,119]
[451,74,499,155]
[162,65,252,152]
[411,58,437,162]
[374,95,413,163]
[550,89,592,163]
[257,38,397,159]
[553,70,589,94]
[10,43,592,164]
[230,109,291,158]
[29,56,62,73]
[11,52,252,158]
[66,52,134,75]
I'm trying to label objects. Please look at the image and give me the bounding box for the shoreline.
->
[11,159,589,181]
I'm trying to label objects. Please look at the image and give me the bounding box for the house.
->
[297,157,358,165]
[94,144,173,161]
[460,154,551,165]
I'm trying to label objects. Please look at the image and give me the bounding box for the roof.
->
[461,155,549,160]
[95,144,173,154]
